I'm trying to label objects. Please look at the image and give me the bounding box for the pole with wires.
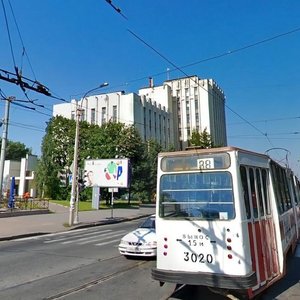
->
[69,83,109,226]
[0,96,15,201]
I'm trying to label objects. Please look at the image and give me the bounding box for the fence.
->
[0,198,49,211]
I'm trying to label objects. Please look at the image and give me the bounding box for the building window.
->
[194,87,198,96]
[186,100,190,114]
[71,111,75,120]
[185,88,189,97]
[91,108,96,124]
[112,105,117,122]
[187,127,191,137]
[195,99,199,112]
[101,107,106,124]
[179,128,182,138]
[149,109,152,133]
[154,112,157,134]
[159,114,162,144]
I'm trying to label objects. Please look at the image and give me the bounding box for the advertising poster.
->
[84,159,129,188]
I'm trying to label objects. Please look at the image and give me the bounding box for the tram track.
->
[43,259,148,300]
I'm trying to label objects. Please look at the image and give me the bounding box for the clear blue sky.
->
[1,1,300,173]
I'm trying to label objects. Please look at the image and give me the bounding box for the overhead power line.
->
[1,0,67,104]
[104,0,128,20]
[126,28,277,150]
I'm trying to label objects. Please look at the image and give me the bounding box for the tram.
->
[152,146,300,299]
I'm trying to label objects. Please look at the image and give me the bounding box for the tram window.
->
[283,172,292,209]
[256,169,265,217]
[297,181,300,205]
[240,166,251,219]
[279,168,289,211]
[159,172,235,220]
[262,169,271,215]
[271,163,284,214]
[290,175,297,206]
[249,168,258,219]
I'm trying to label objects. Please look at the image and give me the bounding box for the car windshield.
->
[140,217,155,229]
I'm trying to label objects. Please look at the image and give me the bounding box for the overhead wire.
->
[228,115,300,125]
[123,27,300,87]
[1,2,298,155]
[1,0,16,68]
[127,28,277,150]
[104,1,294,160]
[7,0,37,81]
[0,0,68,129]
[106,0,300,158]
[9,121,45,133]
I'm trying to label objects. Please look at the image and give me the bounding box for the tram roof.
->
[159,146,270,159]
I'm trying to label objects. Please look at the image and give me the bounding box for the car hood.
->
[122,228,156,243]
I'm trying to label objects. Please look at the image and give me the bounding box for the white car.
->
[118,215,156,257]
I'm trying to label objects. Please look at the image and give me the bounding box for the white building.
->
[53,91,174,149]
[3,154,37,198]
[139,75,227,149]
[53,75,227,151]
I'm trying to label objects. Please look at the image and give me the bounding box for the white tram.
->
[152,146,300,299]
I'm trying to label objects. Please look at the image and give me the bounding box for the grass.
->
[50,199,141,211]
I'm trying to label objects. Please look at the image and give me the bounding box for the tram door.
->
[240,166,279,287]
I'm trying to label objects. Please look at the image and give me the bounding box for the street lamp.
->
[69,82,109,226]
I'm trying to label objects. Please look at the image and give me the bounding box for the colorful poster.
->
[84,159,129,188]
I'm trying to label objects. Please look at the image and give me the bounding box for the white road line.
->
[15,227,109,241]
[77,231,126,245]
[44,229,112,244]
[94,238,121,247]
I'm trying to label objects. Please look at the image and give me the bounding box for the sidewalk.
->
[0,202,155,241]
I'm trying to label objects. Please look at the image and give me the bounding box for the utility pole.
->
[69,104,80,226]
[69,83,108,226]
[0,96,15,200]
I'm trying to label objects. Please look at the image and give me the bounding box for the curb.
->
[0,209,51,218]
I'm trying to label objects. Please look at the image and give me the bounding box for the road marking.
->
[60,231,124,244]
[94,238,121,247]
[44,229,112,244]
[77,231,126,245]
[15,227,105,241]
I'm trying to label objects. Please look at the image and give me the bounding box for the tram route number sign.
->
[197,158,214,170]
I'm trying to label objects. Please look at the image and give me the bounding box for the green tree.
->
[37,115,175,201]
[0,140,32,160]
[189,128,214,148]
[36,116,75,199]
[189,130,201,146]
[37,117,155,201]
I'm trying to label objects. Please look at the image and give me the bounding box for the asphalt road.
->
[0,218,175,300]
[0,218,299,300]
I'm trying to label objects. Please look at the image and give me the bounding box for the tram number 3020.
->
[184,252,213,263]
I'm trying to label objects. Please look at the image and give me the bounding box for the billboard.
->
[84,159,129,188]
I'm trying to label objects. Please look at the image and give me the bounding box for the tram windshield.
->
[159,171,235,220]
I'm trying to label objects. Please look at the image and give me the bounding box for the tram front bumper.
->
[152,268,257,289]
